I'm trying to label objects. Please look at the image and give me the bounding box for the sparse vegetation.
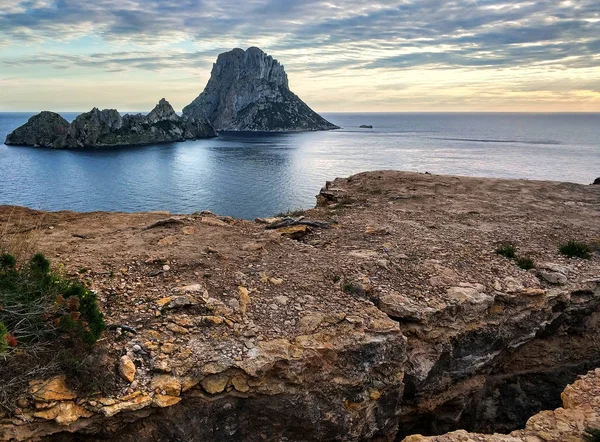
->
[0,248,106,409]
[496,243,517,259]
[342,278,366,298]
[559,240,592,259]
[331,197,356,210]
[516,257,535,270]
[584,428,600,442]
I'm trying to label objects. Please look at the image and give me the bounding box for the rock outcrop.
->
[0,171,598,441]
[4,99,216,148]
[3,111,71,147]
[403,368,600,442]
[182,47,339,132]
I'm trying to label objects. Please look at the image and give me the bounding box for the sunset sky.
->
[0,0,599,112]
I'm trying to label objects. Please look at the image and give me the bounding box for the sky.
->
[0,0,599,112]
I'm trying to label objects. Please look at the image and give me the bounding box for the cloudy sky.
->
[0,0,599,112]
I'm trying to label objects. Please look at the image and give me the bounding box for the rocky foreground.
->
[0,171,599,441]
[4,99,215,148]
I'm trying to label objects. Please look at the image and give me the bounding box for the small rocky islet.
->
[4,47,339,149]
[4,98,216,149]
[0,171,598,441]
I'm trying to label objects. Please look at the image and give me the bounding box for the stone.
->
[537,270,568,285]
[158,295,197,310]
[231,375,250,393]
[241,242,264,251]
[239,286,251,314]
[119,355,136,383]
[6,99,216,149]
[100,393,152,417]
[298,313,325,333]
[201,374,229,394]
[167,323,189,334]
[593,177,600,185]
[33,401,92,425]
[277,225,310,239]
[30,376,77,402]
[182,47,339,132]
[150,375,181,397]
[153,394,182,408]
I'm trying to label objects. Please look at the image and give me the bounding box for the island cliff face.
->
[182,47,339,132]
[4,99,216,148]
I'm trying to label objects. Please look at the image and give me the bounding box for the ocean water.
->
[0,112,598,219]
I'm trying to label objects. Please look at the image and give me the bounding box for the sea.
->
[0,112,598,220]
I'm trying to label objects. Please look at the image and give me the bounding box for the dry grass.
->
[0,208,44,262]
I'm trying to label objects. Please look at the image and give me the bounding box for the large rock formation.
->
[4,99,216,148]
[0,172,598,441]
[182,47,339,132]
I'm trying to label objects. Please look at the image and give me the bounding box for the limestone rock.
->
[100,392,152,417]
[150,375,181,397]
[201,374,229,394]
[119,355,136,383]
[182,47,339,132]
[5,99,216,148]
[29,376,77,402]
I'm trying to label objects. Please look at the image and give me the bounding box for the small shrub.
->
[0,253,16,269]
[559,240,591,259]
[584,428,600,442]
[496,243,516,259]
[342,279,367,298]
[29,252,50,273]
[0,252,106,410]
[516,257,535,270]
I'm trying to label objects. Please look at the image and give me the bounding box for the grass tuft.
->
[496,243,516,259]
[516,257,535,270]
[559,240,592,259]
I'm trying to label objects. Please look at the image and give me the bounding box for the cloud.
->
[0,0,599,110]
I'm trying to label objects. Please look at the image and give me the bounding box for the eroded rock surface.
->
[403,368,600,442]
[0,171,598,441]
[5,99,216,148]
[182,47,339,132]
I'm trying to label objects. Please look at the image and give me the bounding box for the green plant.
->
[496,243,516,259]
[342,279,366,298]
[0,252,106,409]
[0,321,7,353]
[559,240,591,259]
[516,257,535,270]
[583,428,600,442]
[0,253,16,269]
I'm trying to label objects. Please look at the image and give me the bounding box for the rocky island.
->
[4,98,215,149]
[0,171,598,441]
[183,47,340,132]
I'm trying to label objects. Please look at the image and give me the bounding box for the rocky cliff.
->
[0,171,598,441]
[4,99,216,148]
[182,47,339,132]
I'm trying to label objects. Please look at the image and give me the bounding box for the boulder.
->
[182,47,339,132]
